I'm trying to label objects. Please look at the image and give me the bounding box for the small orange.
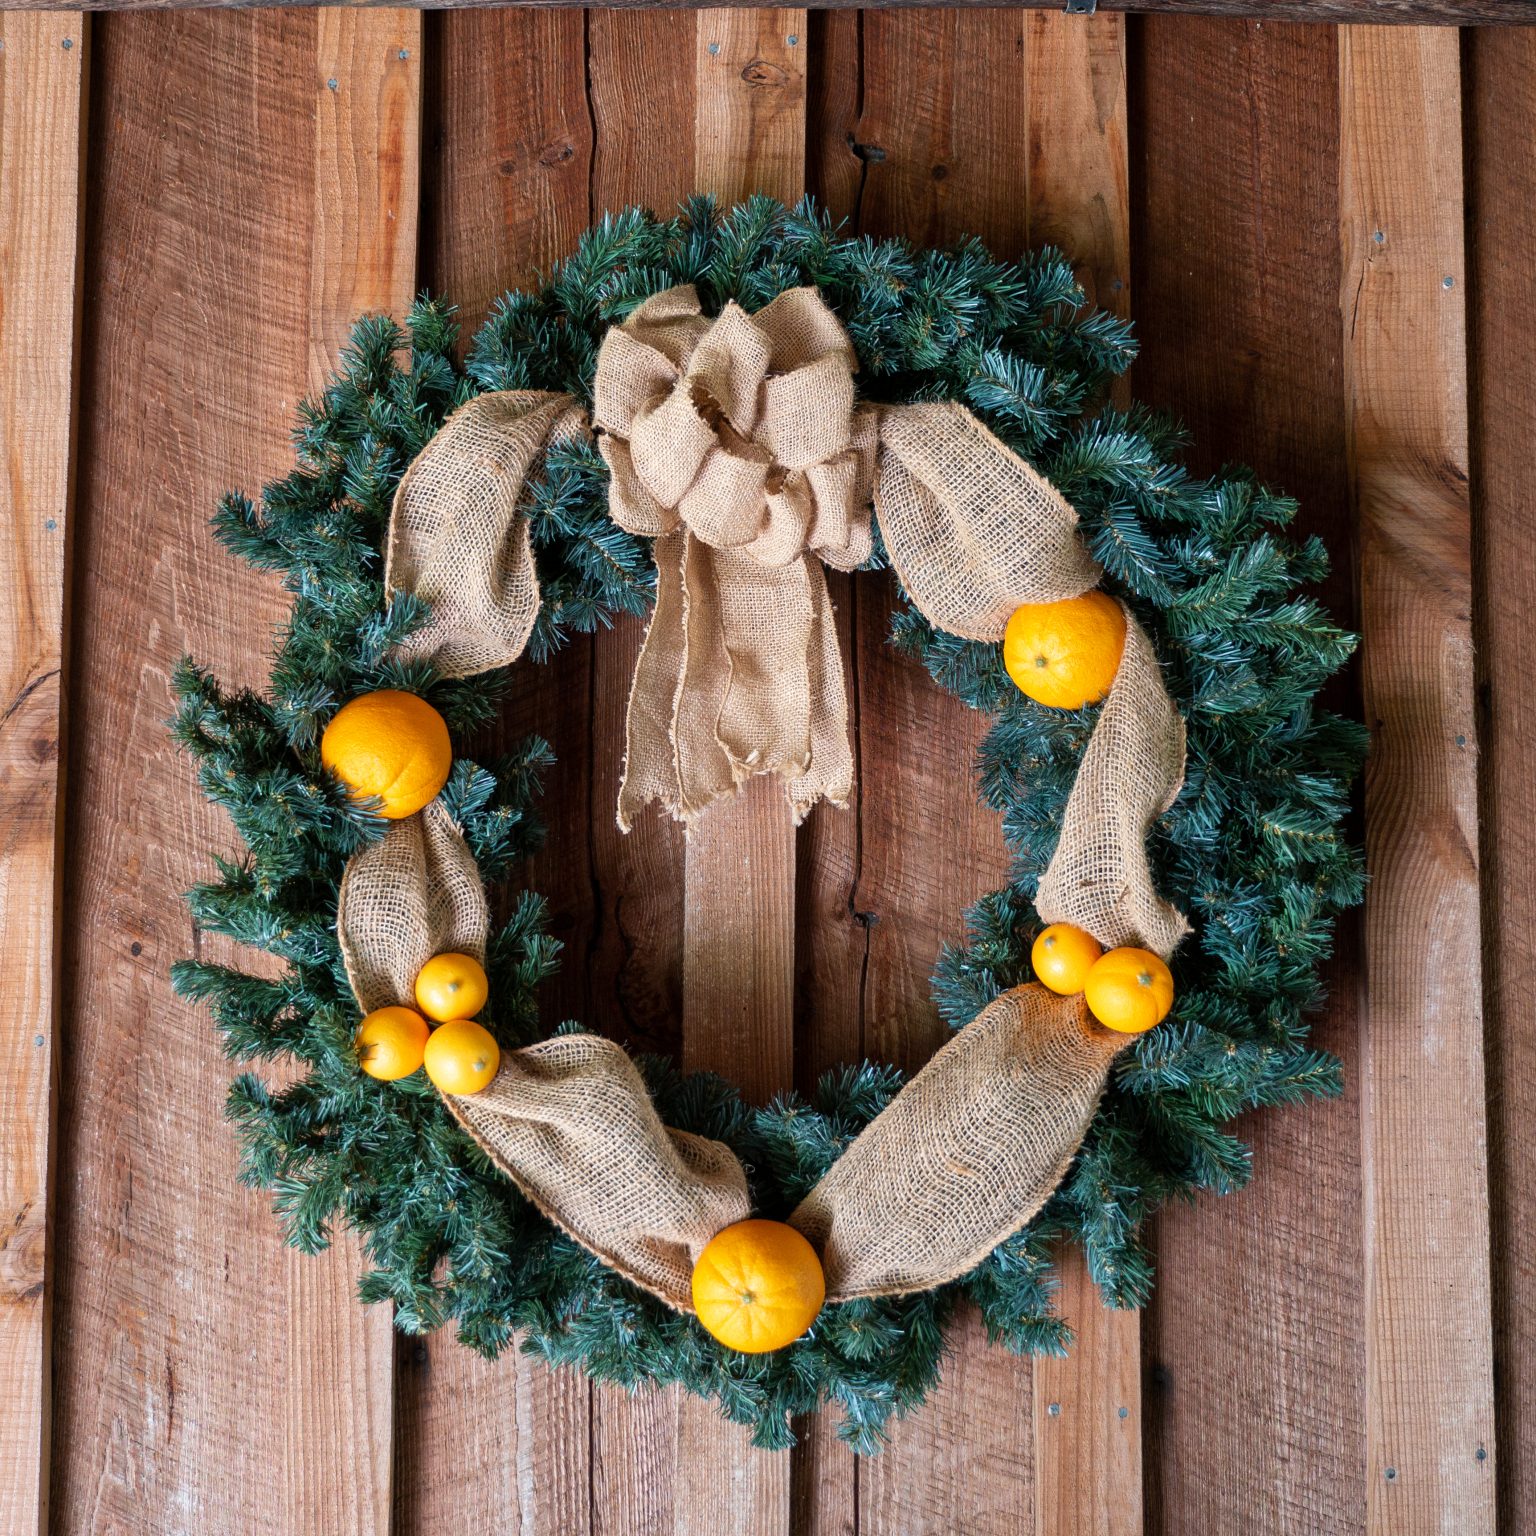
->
[423,1018,501,1095]
[1003,591,1127,710]
[320,689,452,820]
[414,952,490,1023]
[356,1006,431,1081]
[1031,923,1103,995]
[691,1219,825,1354]
[1084,946,1175,1034]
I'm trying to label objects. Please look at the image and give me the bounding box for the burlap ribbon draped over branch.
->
[338,281,1193,1313]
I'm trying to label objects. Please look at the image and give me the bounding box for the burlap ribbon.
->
[337,281,1194,1317]
[385,390,587,679]
[336,808,1143,1307]
[337,805,751,1311]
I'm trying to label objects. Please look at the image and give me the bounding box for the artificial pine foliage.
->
[172,196,1365,1450]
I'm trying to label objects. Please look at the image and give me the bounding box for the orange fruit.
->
[423,1018,501,1095]
[1003,591,1127,710]
[356,1006,431,1081]
[414,952,490,1023]
[691,1219,825,1354]
[320,689,452,820]
[1031,923,1103,995]
[1084,947,1174,1034]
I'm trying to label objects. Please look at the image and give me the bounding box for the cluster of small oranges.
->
[1032,925,1173,1032]
[354,952,501,1093]
[319,689,500,1095]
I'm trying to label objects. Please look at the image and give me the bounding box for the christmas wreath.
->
[172,197,1364,1450]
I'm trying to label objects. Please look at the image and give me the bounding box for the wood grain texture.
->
[23,0,1534,27]
[1466,30,1536,1535]
[1131,18,1367,1535]
[668,12,809,1530]
[285,14,422,1534]
[399,12,594,1535]
[851,13,1034,1532]
[0,16,86,1536]
[584,17,703,1534]
[309,9,420,390]
[1339,23,1496,1535]
[1022,17,1139,1535]
[53,12,321,1533]
[683,5,807,1105]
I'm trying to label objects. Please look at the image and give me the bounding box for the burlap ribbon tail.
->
[330,281,1193,1314]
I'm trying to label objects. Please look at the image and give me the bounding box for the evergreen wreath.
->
[171,196,1365,1450]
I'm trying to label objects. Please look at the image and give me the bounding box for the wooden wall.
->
[1,9,1531,1533]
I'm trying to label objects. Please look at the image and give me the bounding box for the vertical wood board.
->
[284,14,423,1536]
[1132,17,1367,1534]
[1023,17,1140,1535]
[54,13,318,1533]
[398,11,595,1534]
[1465,28,1536,1536]
[851,14,1034,1532]
[0,15,87,1536]
[1339,22,1495,1534]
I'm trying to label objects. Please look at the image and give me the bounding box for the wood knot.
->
[741,59,790,89]
[538,141,576,168]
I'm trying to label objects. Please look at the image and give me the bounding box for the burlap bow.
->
[591,285,877,828]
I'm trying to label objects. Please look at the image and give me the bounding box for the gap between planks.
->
[0,17,87,1536]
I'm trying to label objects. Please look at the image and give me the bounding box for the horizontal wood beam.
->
[21,1,1533,27]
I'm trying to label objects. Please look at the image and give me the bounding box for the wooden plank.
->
[1022,16,1139,1536]
[50,1,1536,30]
[52,12,326,1532]
[672,12,806,1533]
[0,15,87,1536]
[1339,23,1496,1535]
[683,7,807,1110]
[1132,18,1367,1534]
[1465,28,1536,1532]
[850,13,1035,1532]
[285,14,421,1535]
[395,11,593,1534]
[584,15,696,1533]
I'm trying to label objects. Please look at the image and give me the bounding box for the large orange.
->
[1003,591,1127,710]
[1031,923,1103,995]
[320,689,452,820]
[356,1006,431,1081]
[423,1018,501,1095]
[691,1219,825,1353]
[414,952,489,1023]
[1084,946,1174,1034]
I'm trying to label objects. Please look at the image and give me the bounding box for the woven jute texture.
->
[594,284,876,830]
[447,1035,752,1310]
[874,401,1100,640]
[789,986,1130,1300]
[1036,611,1190,956]
[338,802,490,1015]
[336,803,753,1311]
[385,390,587,679]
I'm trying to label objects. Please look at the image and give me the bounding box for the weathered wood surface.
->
[0,17,86,1536]
[6,8,1520,1535]
[1341,23,1495,1533]
[1466,26,1536,1533]
[288,13,420,1534]
[7,1,1533,28]
[1133,18,1369,1532]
